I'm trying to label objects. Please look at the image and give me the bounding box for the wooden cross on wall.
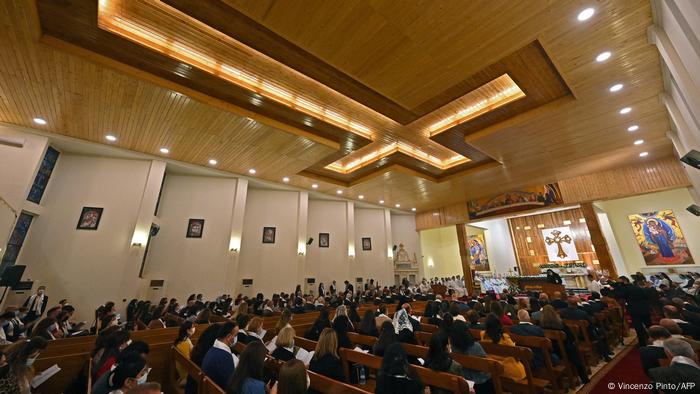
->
[545,229,572,259]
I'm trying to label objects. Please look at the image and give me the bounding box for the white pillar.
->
[226,178,248,292]
[346,202,355,281]
[296,192,309,287]
[383,208,394,283]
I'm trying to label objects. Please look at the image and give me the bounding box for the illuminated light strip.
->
[324,142,470,174]
[99,13,373,140]
[429,75,526,136]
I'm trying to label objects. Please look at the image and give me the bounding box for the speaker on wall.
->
[688,204,700,217]
[680,150,700,170]
[242,279,253,285]
[306,278,316,284]
[0,265,25,287]
[307,238,314,245]
[392,245,397,251]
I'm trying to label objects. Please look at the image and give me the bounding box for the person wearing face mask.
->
[22,286,48,325]
[201,322,239,389]
[29,317,62,341]
[90,343,150,394]
[173,321,195,384]
[106,355,148,394]
[0,337,48,393]
[0,312,15,345]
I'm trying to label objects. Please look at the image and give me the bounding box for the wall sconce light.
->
[298,251,305,256]
[349,254,355,258]
[132,242,143,247]
[131,230,148,247]
[230,248,239,253]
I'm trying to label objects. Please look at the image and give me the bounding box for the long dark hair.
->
[377,343,420,386]
[423,301,434,318]
[277,359,307,394]
[190,324,220,366]
[373,321,397,356]
[227,341,267,393]
[448,321,476,352]
[426,331,452,372]
[359,310,376,335]
[485,314,503,343]
[332,315,352,348]
[174,321,194,346]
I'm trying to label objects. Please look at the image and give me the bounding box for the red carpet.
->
[584,347,650,393]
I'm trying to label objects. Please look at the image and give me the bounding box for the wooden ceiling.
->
[0,0,673,213]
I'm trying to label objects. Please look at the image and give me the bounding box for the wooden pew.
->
[543,329,578,386]
[294,336,317,352]
[201,376,226,394]
[451,351,505,394]
[509,333,566,393]
[416,331,432,346]
[563,320,598,368]
[308,370,372,394]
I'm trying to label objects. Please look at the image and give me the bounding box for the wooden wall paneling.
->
[579,202,618,279]
[507,208,597,276]
[455,224,475,296]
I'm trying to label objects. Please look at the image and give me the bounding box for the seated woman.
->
[0,338,48,393]
[173,321,195,384]
[373,321,398,357]
[425,331,464,394]
[245,317,266,343]
[358,309,379,337]
[480,315,526,381]
[277,359,309,394]
[539,305,589,384]
[449,321,494,394]
[489,302,513,326]
[304,310,330,341]
[375,343,423,394]
[271,326,298,362]
[332,315,353,350]
[94,330,131,380]
[308,328,345,382]
[227,341,268,394]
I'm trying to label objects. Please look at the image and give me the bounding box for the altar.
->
[508,276,565,297]
[393,243,419,286]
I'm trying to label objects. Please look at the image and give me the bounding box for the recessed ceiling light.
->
[596,51,611,62]
[336,190,343,195]
[208,159,218,165]
[33,117,47,125]
[634,139,644,145]
[577,7,595,21]
[379,200,385,204]
[159,147,170,154]
[639,151,649,157]
[282,177,290,182]
[311,184,318,189]
[627,125,639,132]
[358,195,364,199]
[619,107,632,114]
[248,169,256,175]
[609,83,623,92]
[395,204,401,208]
[105,135,117,142]
[411,208,416,212]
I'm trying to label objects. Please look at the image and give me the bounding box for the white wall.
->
[15,155,153,321]
[420,226,463,279]
[354,208,393,286]
[391,213,423,279]
[238,189,301,296]
[595,188,700,275]
[143,175,238,302]
[0,126,48,249]
[306,200,349,289]
[470,218,518,274]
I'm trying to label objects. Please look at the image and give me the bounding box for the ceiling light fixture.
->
[358,195,364,199]
[32,118,47,125]
[99,14,373,140]
[577,7,595,21]
[336,190,343,195]
[208,159,218,165]
[311,184,318,189]
[639,152,649,157]
[159,147,170,154]
[609,83,623,92]
[627,125,639,132]
[248,169,256,174]
[596,51,611,62]
[379,200,385,204]
[619,107,632,114]
[411,208,416,212]
[105,135,117,142]
[395,204,401,208]
[282,177,290,182]
[634,139,644,145]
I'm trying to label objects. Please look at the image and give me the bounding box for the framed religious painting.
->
[186,219,205,238]
[319,233,329,248]
[628,210,694,265]
[262,227,276,244]
[76,207,103,230]
[361,237,372,251]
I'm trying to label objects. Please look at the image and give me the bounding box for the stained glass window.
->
[27,146,60,204]
[0,212,34,275]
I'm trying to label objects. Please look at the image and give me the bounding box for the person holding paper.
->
[0,337,48,393]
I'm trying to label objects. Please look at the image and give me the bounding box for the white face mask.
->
[137,370,148,385]
[306,373,310,389]
[26,357,37,366]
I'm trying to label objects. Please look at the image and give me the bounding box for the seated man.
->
[550,292,568,310]
[560,296,612,361]
[640,326,671,376]
[663,305,700,340]
[201,322,239,389]
[649,338,700,393]
[659,319,700,351]
[511,310,558,368]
